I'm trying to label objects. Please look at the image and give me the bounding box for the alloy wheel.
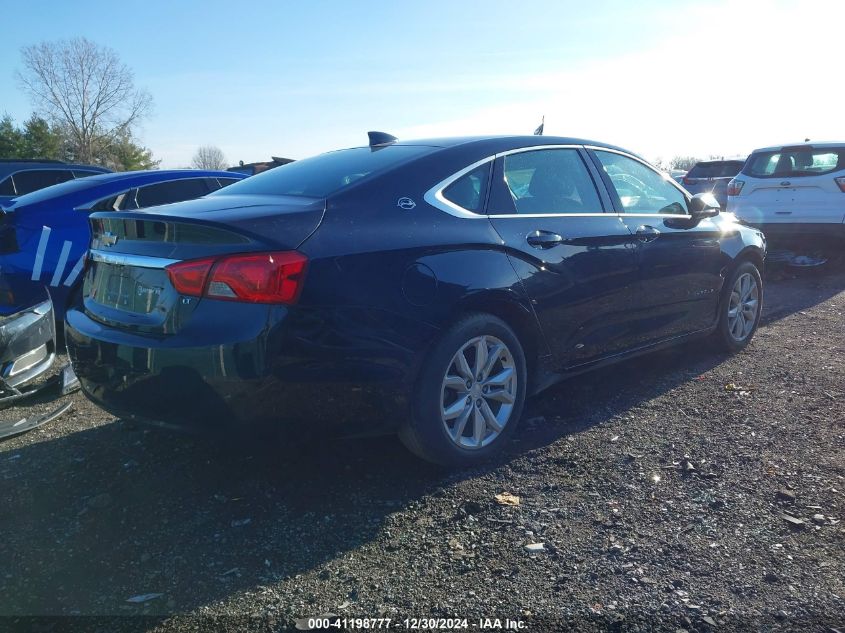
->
[440,335,517,449]
[727,272,759,342]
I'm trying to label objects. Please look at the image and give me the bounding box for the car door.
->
[483,146,640,369]
[589,148,724,343]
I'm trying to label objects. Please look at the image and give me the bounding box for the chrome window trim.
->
[89,250,179,269]
[486,212,612,219]
[425,145,697,220]
[496,143,582,156]
[424,157,495,218]
[616,213,693,219]
[425,145,610,219]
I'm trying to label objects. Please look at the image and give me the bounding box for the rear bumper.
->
[0,297,56,390]
[64,305,421,437]
[736,221,845,245]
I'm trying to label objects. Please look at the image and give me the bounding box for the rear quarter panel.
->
[295,159,542,389]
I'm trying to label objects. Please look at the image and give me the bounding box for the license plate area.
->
[86,262,166,315]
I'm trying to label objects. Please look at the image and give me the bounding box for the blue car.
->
[0,159,110,206]
[0,170,245,319]
[65,134,766,465]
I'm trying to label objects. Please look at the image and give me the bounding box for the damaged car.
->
[0,169,245,321]
[0,287,55,399]
[65,134,766,465]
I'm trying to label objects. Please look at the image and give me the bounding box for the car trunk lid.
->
[81,194,324,333]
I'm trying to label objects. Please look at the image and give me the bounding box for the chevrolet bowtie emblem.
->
[101,232,119,247]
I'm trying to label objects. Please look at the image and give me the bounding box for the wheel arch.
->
[734,245,765,271]
[447,292,546,394]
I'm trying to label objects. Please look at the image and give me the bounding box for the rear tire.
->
[399,314,527,466]
[714,261,763,352]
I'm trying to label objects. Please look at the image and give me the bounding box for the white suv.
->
[727,142,845,246]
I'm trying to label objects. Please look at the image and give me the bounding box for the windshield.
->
[212,145,435,198]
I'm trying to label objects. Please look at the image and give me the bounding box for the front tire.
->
[714,261,763,352]
[399,314,527,466]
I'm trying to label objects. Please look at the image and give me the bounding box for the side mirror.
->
[688,192,720,219]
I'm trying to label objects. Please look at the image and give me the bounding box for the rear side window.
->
[212,145,433,198]
[0,176,14,196]
[72,170,104,179]
[13,169,75,195]
[745,148,845,178]
[442,163,491,213]
[595,151,688,215]
[136,178,212,208]
[687,161,745,178]
[491,149,602,214]
[89,190,138,212]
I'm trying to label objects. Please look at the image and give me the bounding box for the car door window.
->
[594,151,688,215]
[72,170,103,179]
[492,149,602,215]
[135,178,212,208]
[13,169,75,195]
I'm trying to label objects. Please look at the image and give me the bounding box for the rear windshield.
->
[211,145,434,198]
[687,161,745,178]
[744,148,845,178]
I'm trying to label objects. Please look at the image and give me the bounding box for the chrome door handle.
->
[526,230,564,249]
[635,225,661,242]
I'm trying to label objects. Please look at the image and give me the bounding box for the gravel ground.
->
[1,260,843,633]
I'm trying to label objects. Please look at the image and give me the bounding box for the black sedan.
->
[65,134,766,465]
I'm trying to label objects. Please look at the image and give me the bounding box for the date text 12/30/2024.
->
[302,617,526,630]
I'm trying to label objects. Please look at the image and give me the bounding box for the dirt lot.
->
[1,261,843,633]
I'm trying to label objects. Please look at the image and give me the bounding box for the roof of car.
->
[0,161,110,178]
[751,141,845,153]
[694,159,746,165]
[74,169,242,185]
[393,135,628,152]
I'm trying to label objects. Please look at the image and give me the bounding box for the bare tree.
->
[17,37,152,164]
[192,145,228,170]
[669,155,702,171]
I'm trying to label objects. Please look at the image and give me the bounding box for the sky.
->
[0,0,842,168]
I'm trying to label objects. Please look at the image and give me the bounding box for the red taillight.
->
[727,179,745,196]
[166,251,307,304]
[835,177,845,193]
[682,176,698,186]
[166,258,215,296]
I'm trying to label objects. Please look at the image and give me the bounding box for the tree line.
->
[0,112,158,170]
[1,37,228,172]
